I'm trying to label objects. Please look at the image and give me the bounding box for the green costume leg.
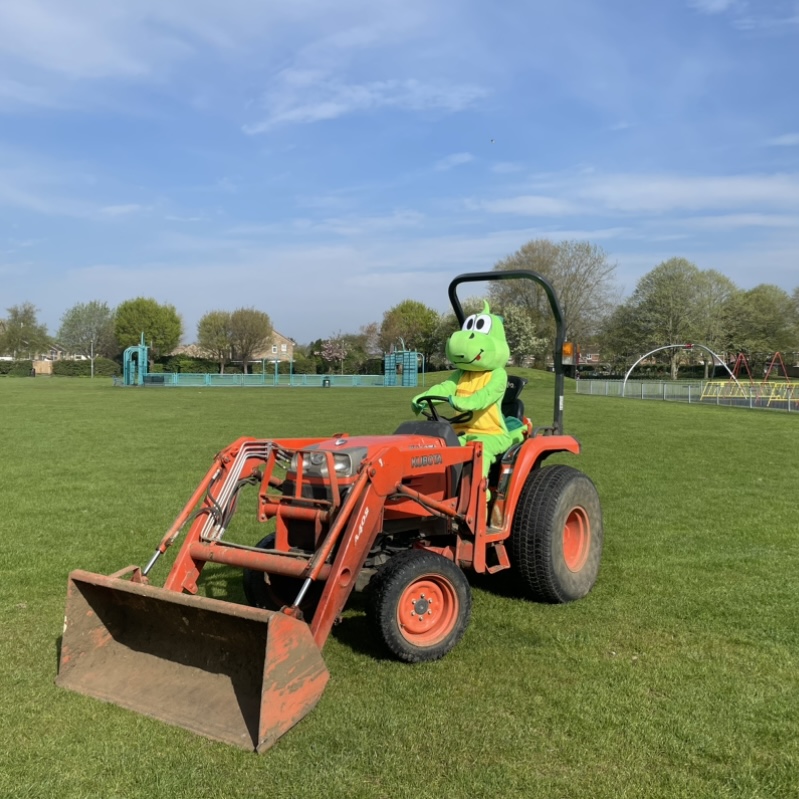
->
[459,433,514,478]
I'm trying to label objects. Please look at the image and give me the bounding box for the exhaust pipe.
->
[56,569,329,752]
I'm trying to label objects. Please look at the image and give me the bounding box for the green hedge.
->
[0,360,35,377]
[157,355,219,374]
[52,358,121,377]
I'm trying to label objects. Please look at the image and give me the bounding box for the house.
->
[47,343,88,361]
[253,330,295,363]
[171,331,295,367]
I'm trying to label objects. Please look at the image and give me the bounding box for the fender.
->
[490,434,581,535]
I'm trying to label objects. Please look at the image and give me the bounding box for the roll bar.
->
[448,269,566,435]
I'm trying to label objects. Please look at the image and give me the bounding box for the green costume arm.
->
[449,368,508,412]
[411,371,462,413]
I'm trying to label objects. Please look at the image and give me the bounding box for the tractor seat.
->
[502,375,527,421]
[502,376,529,445]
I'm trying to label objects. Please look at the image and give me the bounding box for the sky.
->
[1,0,799,345]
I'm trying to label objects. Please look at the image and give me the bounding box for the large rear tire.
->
[510,464,602,603]
[367,549,471,663]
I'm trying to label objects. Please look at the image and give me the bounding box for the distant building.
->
[171,330,295,368]
[254,330,295,363]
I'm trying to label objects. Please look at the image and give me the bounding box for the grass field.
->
[1,374,798,799]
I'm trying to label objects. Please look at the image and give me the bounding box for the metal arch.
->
[621,344,744,397]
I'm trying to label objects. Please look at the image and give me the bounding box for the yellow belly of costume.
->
[452,371,505,436]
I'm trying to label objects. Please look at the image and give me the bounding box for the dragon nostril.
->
[469,333,475,339]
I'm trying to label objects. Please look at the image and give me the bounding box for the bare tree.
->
[489,240,619,356]
[197,310,233,374]
[229,308,272,374]
[57,301,117,378]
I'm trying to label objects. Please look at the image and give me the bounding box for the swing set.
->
[700,352,799,409]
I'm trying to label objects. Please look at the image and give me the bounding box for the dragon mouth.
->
[455,349,484,365]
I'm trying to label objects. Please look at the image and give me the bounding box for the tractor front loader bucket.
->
[56,569,329,752]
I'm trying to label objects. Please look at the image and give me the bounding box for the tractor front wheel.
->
[367,549,471,663]
[511,464,603,603]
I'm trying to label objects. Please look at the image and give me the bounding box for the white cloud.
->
[244,76,487,133]
[491,162,524,175]
[473,195,578,216]
[0,77,65,110]
[0,171,92,217]
[434,152,474,171]
[688,0,739,14]
[572,173,799,213]
[766,133,799,147]
[0,2,154,79]
[100,204,147,217]
[679,213,799,230]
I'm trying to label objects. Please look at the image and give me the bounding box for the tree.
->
[229,308,272,374]
[290,347,318,375]
[379,300,441,365]
[57,301,117,378]
[320,334,349,373]
[626,258,704,379]
[723,284,798,371]
[596,301,642,375]
[197,311,233,374]
[338,326,382,374]
[791,286,799,347]
[115,298,183,359]
[490,240,619,348]
[694,271,738,378]
[501,305,548,365]
[0,302,50,359]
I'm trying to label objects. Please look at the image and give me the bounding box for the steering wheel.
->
[416,395,473,426]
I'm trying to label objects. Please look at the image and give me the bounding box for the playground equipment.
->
[700,352,798,409]
[57,269,603,752]
[122,334,148,386]
[383,341,420,387]
[622,343,741,397]
[118,333,415,388]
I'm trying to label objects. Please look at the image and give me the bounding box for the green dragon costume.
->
[412,302,525,478]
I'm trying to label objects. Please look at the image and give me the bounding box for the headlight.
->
[289,450,356,477]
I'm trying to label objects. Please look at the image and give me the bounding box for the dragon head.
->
[445,300,510,372]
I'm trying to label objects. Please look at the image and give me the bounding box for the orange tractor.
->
[57,269,603,752]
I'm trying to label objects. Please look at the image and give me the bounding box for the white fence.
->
[575,379,799,413]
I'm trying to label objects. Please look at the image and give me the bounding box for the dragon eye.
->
[462,314,476,331]
[473,314,493,334]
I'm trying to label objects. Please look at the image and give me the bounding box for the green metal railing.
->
[141,373,390,388]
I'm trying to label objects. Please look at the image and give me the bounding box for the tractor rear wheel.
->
[367,549,471,663]
[242,534,322,614]
[510,464,602,603]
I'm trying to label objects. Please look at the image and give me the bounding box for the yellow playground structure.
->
[700,352,799,409]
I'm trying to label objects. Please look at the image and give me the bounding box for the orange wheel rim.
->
[397,575,458,646]
[563,507,590,572]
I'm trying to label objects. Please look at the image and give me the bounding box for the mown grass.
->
[1,375,798,799]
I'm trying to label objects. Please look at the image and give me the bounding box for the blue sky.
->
[2,0,798,344]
